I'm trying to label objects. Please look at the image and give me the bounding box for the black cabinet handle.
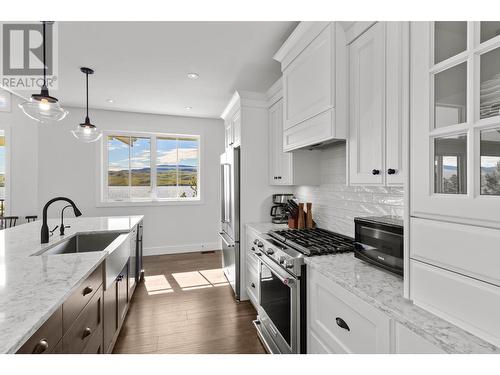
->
[32,339,49,354]
[117,274,124,282]
[251,283,255,288]
[277,176,282,180]
[372,169,380,175]
[82,327,92,339]
[336,317,350,331]
[387,168,396,175]
[82,286,93,296]
[255,252,262,257]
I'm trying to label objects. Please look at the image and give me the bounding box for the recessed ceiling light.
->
[187,73,199,80]
[106,99,114,103]
[185,106,192,110]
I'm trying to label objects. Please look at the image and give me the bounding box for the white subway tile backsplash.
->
[293,142,404,238]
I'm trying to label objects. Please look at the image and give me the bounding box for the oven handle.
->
[257,251,297,286]
[219,232,234,247]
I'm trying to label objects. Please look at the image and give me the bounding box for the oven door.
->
[255,254,298,354]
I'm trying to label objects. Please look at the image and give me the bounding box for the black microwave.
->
[354,216,404,276]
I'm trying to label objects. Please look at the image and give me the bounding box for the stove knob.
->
[285,260,294,269]
[257,241,264,248]
[253,239,258,245]
[278,256,286,264]
[266,248,274,255]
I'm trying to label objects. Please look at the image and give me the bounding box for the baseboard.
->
[144,242,221,256]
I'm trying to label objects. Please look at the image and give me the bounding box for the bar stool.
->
[25,215,38,223]
[0,216,18,229]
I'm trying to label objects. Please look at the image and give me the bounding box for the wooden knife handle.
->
[306,203,313,229]
[297,203,305,229]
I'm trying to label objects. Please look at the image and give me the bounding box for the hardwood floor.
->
[113,251,266,354]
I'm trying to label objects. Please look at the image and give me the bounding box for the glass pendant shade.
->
[20,22,67,123]
[19,90,68,123]
[71,117,102,143]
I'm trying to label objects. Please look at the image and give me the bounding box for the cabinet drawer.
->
[308,269,391,353]
[246,248,259,269]
[82,323,104,354]
[393,322,445,354]
[63,285,103,354]
[410,259,500,347]
[283,109,334,151]
[411,217,500,285]
[63,263,103,332]
[309,329,338,354]
[16,306,63,354]
[246,262,259,307]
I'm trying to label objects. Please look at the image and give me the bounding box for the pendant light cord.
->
[86,71,89,119]
[42,21,46,87]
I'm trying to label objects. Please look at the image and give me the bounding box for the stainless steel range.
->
[252,227,354,354]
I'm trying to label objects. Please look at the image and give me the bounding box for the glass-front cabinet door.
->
[411,21,500,227]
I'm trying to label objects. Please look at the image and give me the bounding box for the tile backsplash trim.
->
[293,142,404,238]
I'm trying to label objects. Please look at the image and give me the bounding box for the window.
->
[103,132,200,203]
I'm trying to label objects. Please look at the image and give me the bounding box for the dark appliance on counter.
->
[270,194,294,224]
[354,216,404,276]
[251,227,354,354]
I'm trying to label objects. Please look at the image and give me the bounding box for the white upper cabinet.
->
[267,79,321,186]
[268,98,293,185]
[348,22,386,185]
[221,94,241,149]
[411,21,500,227]
[348,22,408,186]
[274,22,347,151]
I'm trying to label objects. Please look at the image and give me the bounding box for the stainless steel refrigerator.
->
[219,147,240,300]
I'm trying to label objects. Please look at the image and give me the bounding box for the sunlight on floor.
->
[172,268,229,291]
[144,275,174,295]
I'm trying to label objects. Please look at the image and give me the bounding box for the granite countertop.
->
[0,215,143,354]
[246,222,500,354]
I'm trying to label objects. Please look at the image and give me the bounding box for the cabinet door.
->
[224,119,233,148]
[385,22,408,186]
[269,99,293,185]
[393,323,445,354]
[232,110,241,148]
[411,21,500,226]
[348,22,385,185]
[117,262,129,325]
[283,23,334,130]
[103,281,117,353]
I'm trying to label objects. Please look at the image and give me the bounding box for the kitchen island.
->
[0,215,143,354]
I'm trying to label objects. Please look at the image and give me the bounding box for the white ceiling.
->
[19,21,298,119]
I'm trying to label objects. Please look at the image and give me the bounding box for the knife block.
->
[288,217,298,229]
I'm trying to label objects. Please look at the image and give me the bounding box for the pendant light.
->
[19,21,68,123]
[72,67,102,143]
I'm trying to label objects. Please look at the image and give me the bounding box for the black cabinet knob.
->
[32,339,49,354]
[82,327,92,339]
[387,168,396,175]
[372,169,380,175]
[82,286,93,296]
[336,317,350,331]
[251,283,255,288]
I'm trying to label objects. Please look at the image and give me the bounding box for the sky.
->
[108,136,198,171]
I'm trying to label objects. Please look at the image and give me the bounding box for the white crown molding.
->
[265,77,283,107]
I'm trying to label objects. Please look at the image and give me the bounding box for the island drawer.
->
[16,306,63,354]
[63,263,103,332]
[63,285,103,354]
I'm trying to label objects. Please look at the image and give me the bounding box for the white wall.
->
[36,106,224,255]
[294,142,404,237]
[0,93,39,218]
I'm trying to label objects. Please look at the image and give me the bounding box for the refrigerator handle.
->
[219,232,235,247]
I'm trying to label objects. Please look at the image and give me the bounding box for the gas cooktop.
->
[268,228,354,256]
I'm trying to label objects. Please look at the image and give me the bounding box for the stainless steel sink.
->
[34,232,121,256]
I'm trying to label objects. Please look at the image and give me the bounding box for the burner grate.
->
[268,228,354,256]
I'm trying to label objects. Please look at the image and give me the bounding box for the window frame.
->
[98,130,202,206]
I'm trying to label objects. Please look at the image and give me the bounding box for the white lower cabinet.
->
[393,323,445,354]
[307,267,446,354]
[307,268,391,353]
[246,260,259,309]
